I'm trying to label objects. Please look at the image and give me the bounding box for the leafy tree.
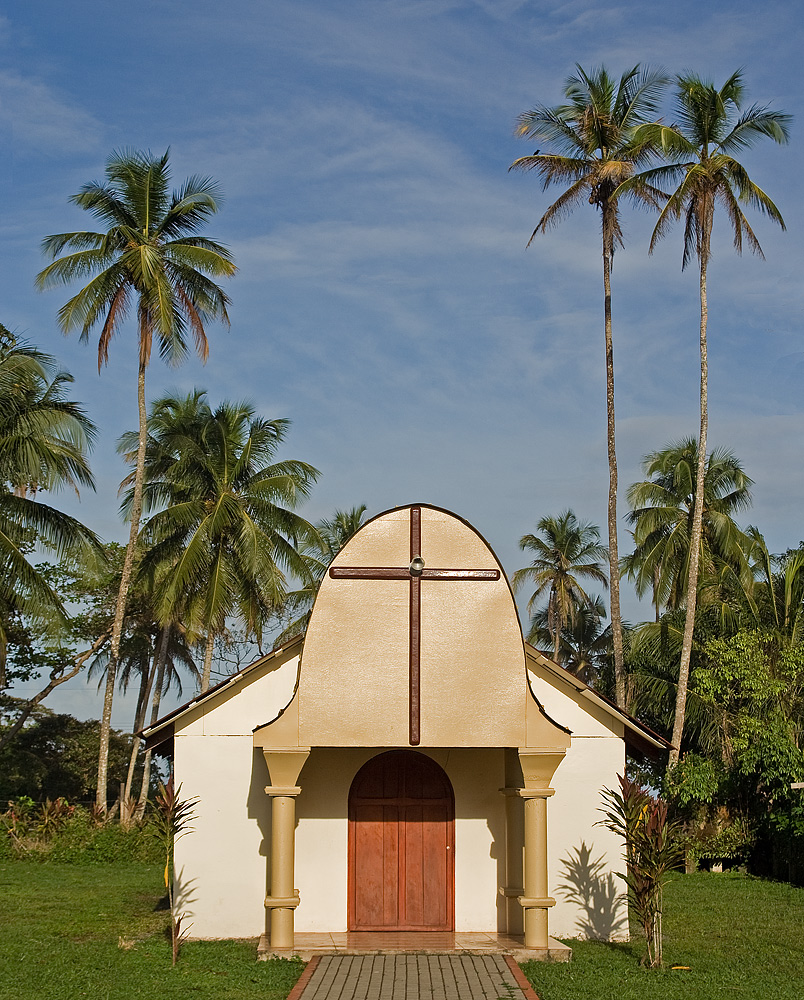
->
[513,510,608,663]
[623,439,753,618]
[0,705,138,802]
[0,333,103,699]
[129,391,319,691]
[626,72,790,767]
[36,149,236,810]
[511,64,667,707]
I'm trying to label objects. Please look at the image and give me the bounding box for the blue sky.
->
[4,1,802,723]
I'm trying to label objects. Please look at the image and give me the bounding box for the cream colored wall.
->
[548,736,628,941]
[299,507,527,747]
[527,666,619,739]
[524,664,629,940]
[172,742,508,938]
[294,748,506,933]
[173,734,271,939]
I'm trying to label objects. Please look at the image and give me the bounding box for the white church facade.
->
[142,504,667,957]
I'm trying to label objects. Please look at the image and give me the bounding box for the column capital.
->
[518,896,556,909]
[263,748,310,790]
[517,748,566,792]
[519,788,555,799]
[264,785,302,797]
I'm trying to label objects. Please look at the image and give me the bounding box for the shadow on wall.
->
[558,841,627,940]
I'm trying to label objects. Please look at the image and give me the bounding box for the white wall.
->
[173,744,509,937]
[173,734,270,939]
[548,736,629,940]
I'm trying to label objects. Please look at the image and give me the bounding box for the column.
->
[263,749,310,952]
[517,749,565,951]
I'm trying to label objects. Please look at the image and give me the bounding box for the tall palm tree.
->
[276,504,369,644]
[513,510,608,663]
[0,334,102,685]
[36,149,236,810]
[623,440,753,617]
[510,64,667,707]
[626,73,790,766]
[130,392,319,691]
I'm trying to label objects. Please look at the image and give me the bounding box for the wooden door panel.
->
[352,804,399,928]
[349,751,453,931]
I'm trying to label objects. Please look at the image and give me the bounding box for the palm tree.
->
[527,593,611,684]
[276,504,369,643]
[513,510,608,663]
[623,440,753,618]
[0,334,103,686]
[36,149,236,810]
[510,64,667,707]
[742,530,804,646]
[626,73,790,767]
[130,392,319,691]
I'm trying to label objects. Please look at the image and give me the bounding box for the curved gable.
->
[298,504,527,747]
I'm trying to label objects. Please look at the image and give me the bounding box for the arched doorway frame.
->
[348,749,455,932]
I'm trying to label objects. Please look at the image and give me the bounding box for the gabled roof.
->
[139,634,303,751]
[139,631,670,758]
[525,643,671,756]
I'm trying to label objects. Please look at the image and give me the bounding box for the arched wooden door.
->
[348,750,454,931]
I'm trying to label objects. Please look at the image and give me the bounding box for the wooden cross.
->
[329,506,500,746]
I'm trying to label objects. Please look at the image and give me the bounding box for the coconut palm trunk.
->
[136,625,171,820]
[201,628,216,693]
[97,355,149,811]
[122,651,155,804]
[602,210,627,707]
[670,200,712,768]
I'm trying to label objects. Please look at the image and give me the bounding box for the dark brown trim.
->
[285,955,320,1000]
[329,567,499,581]
[143,721,174,752]
[504,955,544,1000]
[409,505,421,746]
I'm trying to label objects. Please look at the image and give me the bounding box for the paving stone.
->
[293,954,533,1000]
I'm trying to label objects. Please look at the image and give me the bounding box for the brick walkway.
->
[288,954,540,1000]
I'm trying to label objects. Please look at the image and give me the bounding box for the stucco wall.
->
[173,736,626,941]
[548,736,628,940]
[173,744,508,937]
[173,734,269,939]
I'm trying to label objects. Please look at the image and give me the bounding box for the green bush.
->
[0,800,162,864]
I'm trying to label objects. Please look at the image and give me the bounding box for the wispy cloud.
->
[0,69,102,153]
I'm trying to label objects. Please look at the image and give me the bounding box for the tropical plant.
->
[36,149,236,810]
[128,391,319,691]
[513,510,608,663]
[599,774,684,967]
[510,64,667,707]
[623,439,753,620]
[624,72,790,767]
[0,333,103,694]
[153,778,198,965]
[276,504,369,643]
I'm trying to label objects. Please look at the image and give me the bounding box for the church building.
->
[142,504,666,958]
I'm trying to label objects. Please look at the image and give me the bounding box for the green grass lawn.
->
[0,861,303,1000]
[3,863,804,1000]
[524,871,804,1000]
